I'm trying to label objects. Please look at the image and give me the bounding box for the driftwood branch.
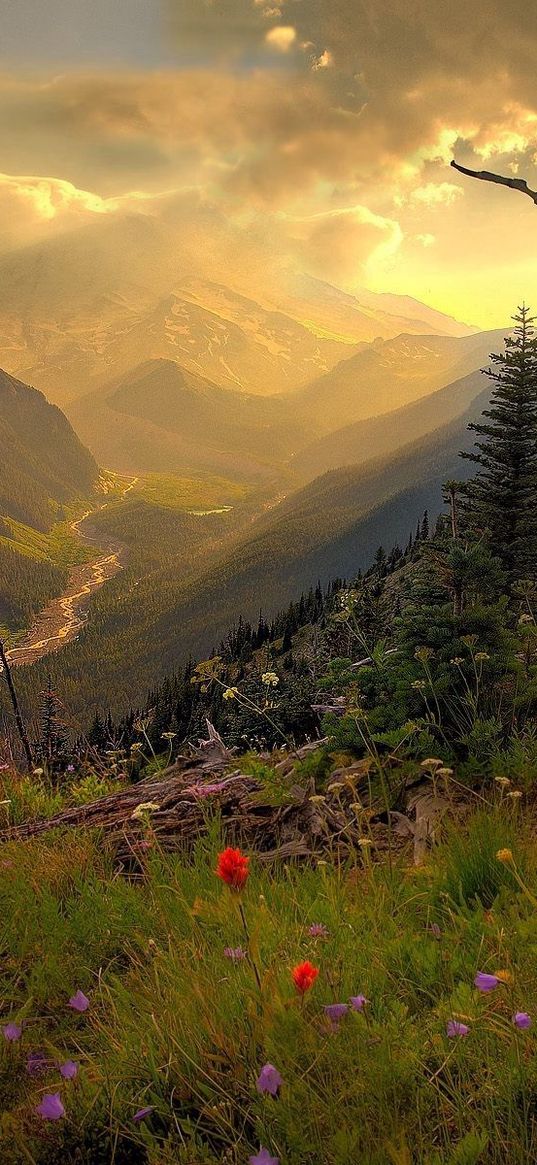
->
[0,640,34,770]
[451,159,537,205]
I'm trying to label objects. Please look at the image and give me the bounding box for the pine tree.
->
[461,305,537,579]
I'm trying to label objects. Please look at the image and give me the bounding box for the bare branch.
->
[451,159,537,206]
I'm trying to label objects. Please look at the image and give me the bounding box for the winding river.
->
[6,478,138,668]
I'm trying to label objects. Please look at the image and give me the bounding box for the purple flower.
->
[133,1106,154,1122]
[67,765,75,773]
[36,1093,65,1121]
[2,1022,22,1041]
[350,995,367,1012]
[26,1051,47,1076]
[428,923,442,939]
[256,1063,282,1097]
[223,946,247,962]
[308,924,329,938]
[68,990,90,1012]
[513,1012,532,1030]
[324,1003,349,1026]
[60,1060,79,1079]
[474,972,499,993]
[447,1020,469,1038]
[249,1150,279,1165]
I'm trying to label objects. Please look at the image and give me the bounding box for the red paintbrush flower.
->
[292,960,319,994]
[216,847,250,889]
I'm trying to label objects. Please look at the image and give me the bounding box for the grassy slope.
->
[0,798,535,1164]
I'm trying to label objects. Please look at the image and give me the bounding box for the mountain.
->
[0,368,97,530]
[283,274,475,342]
[66,359,305,480]
[0,367,98,631]
[297,329,507,432]
[0,208,476,406]
[291,366,485,482]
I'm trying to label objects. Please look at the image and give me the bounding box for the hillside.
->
[66,359,304,480]
[0,368,98,631]
[0,369,97,531]
[298,329,507,431]
[291,367,485,482]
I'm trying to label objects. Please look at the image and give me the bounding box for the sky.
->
[1,0,537,327]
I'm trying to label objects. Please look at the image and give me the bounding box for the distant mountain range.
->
[0,209,474,406]
[65,329,505,484]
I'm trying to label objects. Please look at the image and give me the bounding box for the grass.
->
[1,802,537,1165]
[132,473,250,513]
[0,515,95,568]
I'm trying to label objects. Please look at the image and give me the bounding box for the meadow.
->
[1,788,536,1165]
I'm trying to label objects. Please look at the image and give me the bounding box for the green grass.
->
[1,802,537,1164]
[0,515,95,568]
[132,473,250,513]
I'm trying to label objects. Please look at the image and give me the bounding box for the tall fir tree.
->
[461,304,537,580]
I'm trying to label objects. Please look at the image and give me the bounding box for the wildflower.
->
[437,767,453,777]
[67,764,75,773]
[161,731,177,741]
[60,1060,79,1079]
[261,672,279,687]
[216,847,249,889]
[324,1003,348,1026]
[68,990,90,1013]
[513,1012,532,1030]
[223,946,247,961]
[36,1093,65,1120]
[494,776,511,787]
[309,795,326,804]
[474,972,499,992]
[350,995,367,1011]
[474,652,490,662]
[447,1020,469,1038]
[130,742,143,752]
[495,969,513,984]
[496,848,514,864]
[450,657,465,665]
[249,1149,279,1165]
[421,758,443,769]
[32,767,44,776]
[26,1051,47,1075]
[428,923,442,939]
[2,1022,22,1041]
[256,1063,282,1096]
[133,1106,154,1122]
[308,923,329,938]
[507,790,523,799]
[223,687,238,701]
[292,961,319,994]
[131,801,160,821]
[411,680,426,690]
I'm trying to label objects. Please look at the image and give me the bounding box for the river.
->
[6,478,138,668]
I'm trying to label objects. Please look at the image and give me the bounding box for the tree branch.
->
[451,159,537,206]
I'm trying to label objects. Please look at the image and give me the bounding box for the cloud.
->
[265,26,296,52]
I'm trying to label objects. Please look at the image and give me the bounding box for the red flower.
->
[216,847,250,889]
[292,960,319,994]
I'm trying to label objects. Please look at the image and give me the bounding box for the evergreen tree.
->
[461,305,537,580]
